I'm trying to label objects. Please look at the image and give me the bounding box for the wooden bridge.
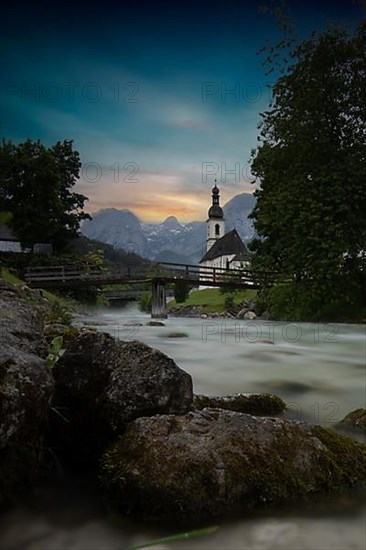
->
[24,262,277,318]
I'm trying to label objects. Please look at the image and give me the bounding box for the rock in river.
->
[194,393,286,416]
[52,332,193,463]
[338,409,366,434]
[101,408,366,521]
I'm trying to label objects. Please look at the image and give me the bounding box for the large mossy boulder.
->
[194,393,286,416]
[0,282,54,504]
[101,409,366,521]
[52,332,193,463]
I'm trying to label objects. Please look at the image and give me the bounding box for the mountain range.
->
[81,192,256,264]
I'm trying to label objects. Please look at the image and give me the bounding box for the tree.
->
[250,21,366,319]
[174,279,190,303]
[0,139,91,252]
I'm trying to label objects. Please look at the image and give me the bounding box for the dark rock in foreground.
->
[0,282,54,504]
[194,393,286,416]
[52,332,193,463]
[101,409,366,521]
[0,280,47,357]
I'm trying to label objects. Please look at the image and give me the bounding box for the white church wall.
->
[230,259,250,270]
[206,218,225,251]
[199,255,250,282]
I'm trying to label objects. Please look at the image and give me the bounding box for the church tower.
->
[206,181,225,251]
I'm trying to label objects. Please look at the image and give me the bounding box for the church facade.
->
[199,184,250,276]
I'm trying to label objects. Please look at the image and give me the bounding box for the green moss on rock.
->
[193,393,286,416]
[338,409,366,433]
[100,410,366,521]
[311,426,366,485]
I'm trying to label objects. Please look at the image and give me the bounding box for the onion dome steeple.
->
[208,180,223,219]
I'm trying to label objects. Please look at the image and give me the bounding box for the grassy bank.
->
[1,267,24,286]
[168,287,257,313]
[1,266,80,321]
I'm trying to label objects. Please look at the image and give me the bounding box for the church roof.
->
[199,229,250,263]
[208,204,223,218]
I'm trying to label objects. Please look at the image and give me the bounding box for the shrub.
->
[174,280,190,303]
[224,295,235,310]
[139,291,152,312]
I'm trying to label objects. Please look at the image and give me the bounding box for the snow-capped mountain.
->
[81,208,148,258]
[223,192,256,242]
[81,193,256,263]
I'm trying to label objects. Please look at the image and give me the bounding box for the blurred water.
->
[1,303,365,550]
[77,303,366,424]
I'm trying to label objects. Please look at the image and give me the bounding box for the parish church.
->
[199,183,250,274]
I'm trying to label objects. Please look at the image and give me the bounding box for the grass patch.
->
[102,283,133,291]
[42,289,79,311]
[1,267,24,285]
[128,526,218,550]
[168,287,257,313]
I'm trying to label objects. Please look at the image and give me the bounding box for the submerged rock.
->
[52,332,193,463]
[194,393,286,416]
[260,380,313,394]
[146,321,165,326]
[101,409,366,521]
[244,311,257,320]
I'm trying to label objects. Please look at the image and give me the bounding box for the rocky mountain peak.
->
[162,216,182,229]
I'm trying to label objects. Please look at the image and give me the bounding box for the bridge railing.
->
[24,264,151,285]
[25,265,103,282]
[24,262,279,288]
[156,261,276,286]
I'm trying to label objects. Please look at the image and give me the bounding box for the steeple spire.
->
[206,181,225,251]
[208,180,223,219]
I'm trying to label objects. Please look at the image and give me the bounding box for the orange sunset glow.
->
[78,173,256,222]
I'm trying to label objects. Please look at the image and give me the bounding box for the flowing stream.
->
[1,303,365,550]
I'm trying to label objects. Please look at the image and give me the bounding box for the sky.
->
[1,0,364,222]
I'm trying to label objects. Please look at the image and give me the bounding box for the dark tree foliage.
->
[174,279,190,303]
[250,21,366,320]
[0,139,91,252]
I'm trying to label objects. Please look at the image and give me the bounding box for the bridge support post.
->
[151,279,167,319]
